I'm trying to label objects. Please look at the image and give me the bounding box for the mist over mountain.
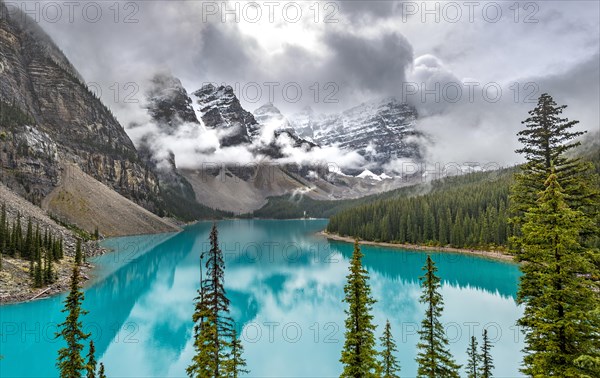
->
[1,4,598,378]
[1,0,598,218]
[25,1,598,168]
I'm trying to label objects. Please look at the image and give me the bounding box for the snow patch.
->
[356,169,382,181]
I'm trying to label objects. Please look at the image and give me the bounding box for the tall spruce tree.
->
[56,265,90,378]
[14,215,22,257]
[0,203,6,260]
[480,330,494,378]
[511,93,599,247]
[86,341,97,378]
[9,219,16,256]
[59,238,64,259]
[24,217,33,260]
[187,271,213,378]
[340,240,379,377]
[517,171,600,376]
[46,248,54,283]
[187,223,237,378]
[415,255,461,378]
[34,248,43,287]
[223,328,249,378]
[0,203,5,250]
[465,336,480,378]
[379,320,401,378]
[75,239,82,266]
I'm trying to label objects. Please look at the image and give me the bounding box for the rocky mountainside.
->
[146,72,199,128]
[0,2,161,212]
[143,81,417,213]
[42,163,180,237]
[193,84,255,147]
[192,85,315,158]
[138,74,231,220]
[290,98,421,173]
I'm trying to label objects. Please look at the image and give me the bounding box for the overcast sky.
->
[17,0,600,165]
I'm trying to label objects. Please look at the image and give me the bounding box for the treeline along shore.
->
[319,231,516,262]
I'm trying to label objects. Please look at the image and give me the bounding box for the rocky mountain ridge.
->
[0,2,162,212]
[289,98,421,174]
[139,74,422,213]
[0,3,426,222]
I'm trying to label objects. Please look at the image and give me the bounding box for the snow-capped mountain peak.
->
[288,97,421,172]
[356,169,382,181]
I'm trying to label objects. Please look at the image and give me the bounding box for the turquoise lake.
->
[0,219,524,377]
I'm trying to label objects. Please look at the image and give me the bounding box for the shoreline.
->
[2,222,515,305]
[1,226,188,305]
[319,231,516,263]
[0,241,108,305]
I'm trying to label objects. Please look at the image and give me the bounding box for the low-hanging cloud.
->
[129,74,368,171]
[15,0,598,168]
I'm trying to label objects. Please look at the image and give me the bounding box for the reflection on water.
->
[0,219,523,377]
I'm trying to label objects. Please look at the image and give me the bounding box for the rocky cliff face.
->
[146,72,199,129]
[290,98,421,173]
[139,73,226,220]
[191,84,314,158]
[138,73,422,213]
[193,84,255,147]
[0,2,161,210]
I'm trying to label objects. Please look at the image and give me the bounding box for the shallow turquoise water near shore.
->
[0,219,524,377]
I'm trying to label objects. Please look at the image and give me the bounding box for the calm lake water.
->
[0,219,524,377]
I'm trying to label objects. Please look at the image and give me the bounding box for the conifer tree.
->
[86,340,97,378]
[29,252,35,277]
[379,320,401,378]
[34,224,40,253]
[46,247,54,283]
[340,240,379,377]
[223,328,248,378]
[98,363,106,378]
[43,247,48,283]
[416,255,461,377]
[15,214,22,255]
[75,239,82,265]
[465,336,480,378]
[0,208,8,257]
[9,220,17,256]
[56,265,90,378]
[44,228,49,250]
[187,276,213,378]
[0,203,5,250]
[188,223,238,378]
[480,330,494,378]
[517,171,600,376]
[511,93,598,247]
[24,217,33,260]
[34,249,43,287]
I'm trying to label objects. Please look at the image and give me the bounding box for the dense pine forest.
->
[327,135,599,250]
[0,203,66,287]
[327,169,515,249]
